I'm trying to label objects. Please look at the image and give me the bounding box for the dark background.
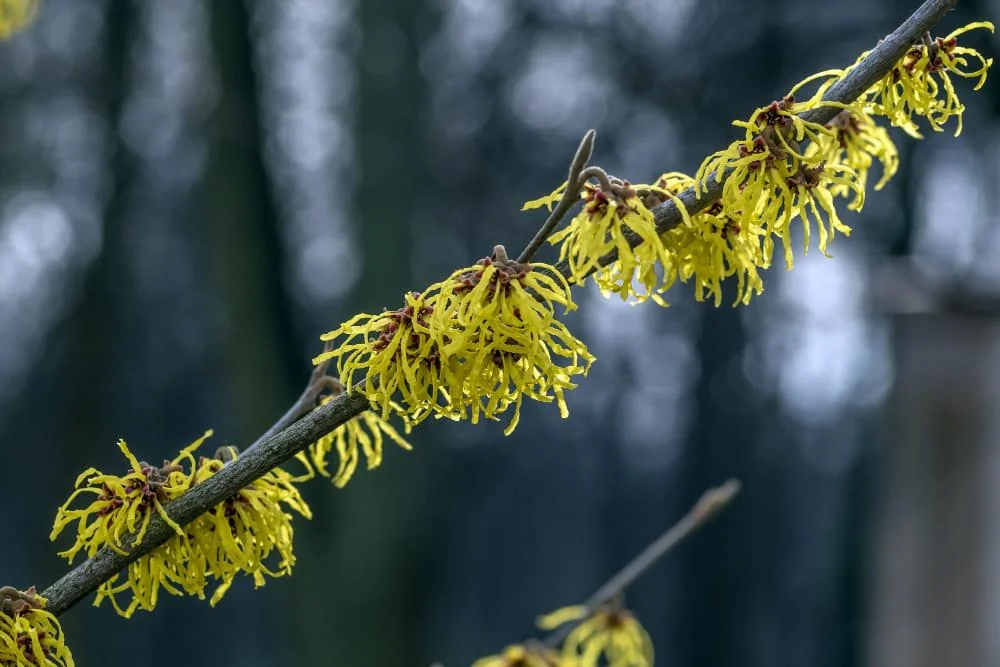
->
[1,1,998,665]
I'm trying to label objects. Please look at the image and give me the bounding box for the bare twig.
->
[517,129,596,263]
[39,0,959,617]
[543,479,741,648]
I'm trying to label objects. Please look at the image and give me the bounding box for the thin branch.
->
[554,0,959,283]
[516,129,596,263]
[39,0,958,618]
[543,479,741,648]
[246,341,341,453]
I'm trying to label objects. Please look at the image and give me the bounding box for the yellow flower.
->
[524,177,672,304]
[0,0,39,40]
[51,432,311,615]
[472,643,562,667]
[50,432,213,617]
[695,90,839,216]
[295,395,412,488]
[0,587,74,667]
[693,78,868,272]
[808,105,899,194]
[760,161,863,269]
[433,245,594,435]
[863,21,994,137]
[318,248,593,435]
[660,193,765,307]
[185,447,312,606]
[50,435,204,559]
[538,605,654,667]
[315,290,464,426]
[731,87,842,162]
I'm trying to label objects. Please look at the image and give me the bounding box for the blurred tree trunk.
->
[203,0,298,446]
[55,0,131,476]
[49,0,134,660]
[673,10,778,665]
[291,2,436,665]
[867,314,998,667]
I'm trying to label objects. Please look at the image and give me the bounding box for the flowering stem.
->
[554,0,959,285]
[40,389,371,616]
[516,129,596,263]
[543,479,741,648]
[38,0,959,619]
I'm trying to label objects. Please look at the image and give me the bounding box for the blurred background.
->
[0,0,998,665]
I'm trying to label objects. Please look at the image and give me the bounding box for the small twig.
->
[577,165,613,193]
[246,341,341,453]
[517,129,596,263]
[544,479,741,648]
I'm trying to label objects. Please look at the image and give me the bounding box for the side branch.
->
[516,129,596,263]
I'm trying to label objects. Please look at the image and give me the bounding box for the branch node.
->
[516,129,598,263]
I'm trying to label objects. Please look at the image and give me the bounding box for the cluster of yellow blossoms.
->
[49,432,311,616]
[47,397,412,621]
[316,244,593,435]
[523,22,992,308]
[295,394,413,487]
[313,22,992,437]
[474,603,654,667]
[0,587,73,667]
[867,22,994,137]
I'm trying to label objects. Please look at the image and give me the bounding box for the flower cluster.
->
[523,175,672,305]
[474,603,654,667]
[0,587,74,667]
[50,436,201,560]
[184,446,311,606]
[0,0,38,40]
[295,395,413,488]
[317,290,454,424]
[50,433,311,616]
[472,643,561,667]
[807,105,899,195]
[694,82,865,272]
[863,22,994,137]
[537,604,654,667]
[517,23,990,310]
[651,172,765,306]
[316,245,593,435]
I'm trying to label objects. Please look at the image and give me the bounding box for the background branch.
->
[39,0,959,618]
[543,479,741,648]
